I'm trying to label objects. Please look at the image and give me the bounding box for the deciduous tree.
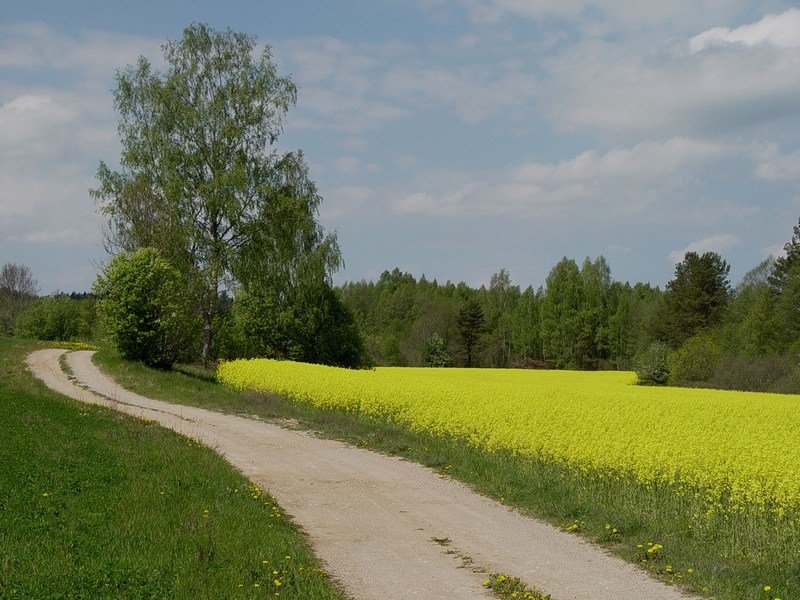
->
[0,263,38,336]
[93,23,340,362]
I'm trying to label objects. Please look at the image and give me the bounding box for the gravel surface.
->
[28,349,698,600]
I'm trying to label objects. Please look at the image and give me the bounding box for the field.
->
[218,358,800,599]
[218,360,800,514]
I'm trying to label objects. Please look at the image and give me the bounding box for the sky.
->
[2,1,800,294]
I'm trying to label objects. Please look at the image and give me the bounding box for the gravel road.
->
[27,348,697,600]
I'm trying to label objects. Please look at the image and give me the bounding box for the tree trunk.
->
[202,309,212,366]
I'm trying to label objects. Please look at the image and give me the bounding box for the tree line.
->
[339,219,800,393]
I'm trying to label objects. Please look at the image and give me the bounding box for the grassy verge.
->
[0,339,347,599]
[92,349,797,600]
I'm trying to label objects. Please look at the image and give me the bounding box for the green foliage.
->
[509,287,542,362]
[668,334,720,385]
[771,262,800,353]
[769,217,800,295]
[717,259,778,356]
[339,264,656,370]
[658,252,730,347]
[457,298,485,367]
[94,23,339,361]
[220,285,365,368]
[706,354,800,394]
[15,295,96,341]
[634,342,670,385]
[541,258,583,368]
[421,333,452,367]
[94,248,199,368]
[576,256,612,368]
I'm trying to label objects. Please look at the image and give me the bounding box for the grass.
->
[91,349,798,600]
[0,338,348,599]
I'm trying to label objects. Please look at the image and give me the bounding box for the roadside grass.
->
[0,338,348,600]
[92,348,798,600]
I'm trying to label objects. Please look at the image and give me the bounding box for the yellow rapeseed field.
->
[218,360,800,513]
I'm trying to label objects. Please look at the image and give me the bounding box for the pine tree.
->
[659,252,730,347]
[457,299,485,367]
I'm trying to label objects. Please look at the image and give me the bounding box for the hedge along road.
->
[27,349,697,600]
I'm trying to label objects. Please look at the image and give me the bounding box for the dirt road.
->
[27,349,695,600]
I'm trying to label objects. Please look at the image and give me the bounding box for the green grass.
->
[92,349,799,600]
[0,339,348,599]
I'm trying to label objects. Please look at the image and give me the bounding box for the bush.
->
[508,357,555,369]
[94,248,198,368]
[668,334,720,386]
[634,342,670,385]
[15,296,95,341]
[706,354,800,394]
[421,333,452,367]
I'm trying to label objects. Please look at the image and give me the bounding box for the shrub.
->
[421,333,452,367]
[634,342,670,385]
[508,357,555,369]
[707,354,800,394]
[668,334,720,386]
[15,296,95,341]
[94,248,198,368]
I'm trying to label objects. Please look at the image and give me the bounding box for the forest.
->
[337,222,800,394]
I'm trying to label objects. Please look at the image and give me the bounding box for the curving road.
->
[27,349,697,600]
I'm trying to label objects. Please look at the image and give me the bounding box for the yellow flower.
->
[218,359,800,513]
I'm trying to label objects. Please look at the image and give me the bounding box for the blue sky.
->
[2,1,800,294]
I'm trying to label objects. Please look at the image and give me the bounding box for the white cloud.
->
[279,34,540,132]
[755,144,800,181]
[0,23,154,291]
[690,8,800,52]
[393,138,730,217]
[668,234,742,264]
[6,227,86,244]
[0,94,78,160]
[0,21,162,74]
[459,0,758,34]
[278,37,411,133]
[320,185,376,219]
[331,156,379,176]
[539,10,800,137]
[382,65,538,123]
[762,242,786,258]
